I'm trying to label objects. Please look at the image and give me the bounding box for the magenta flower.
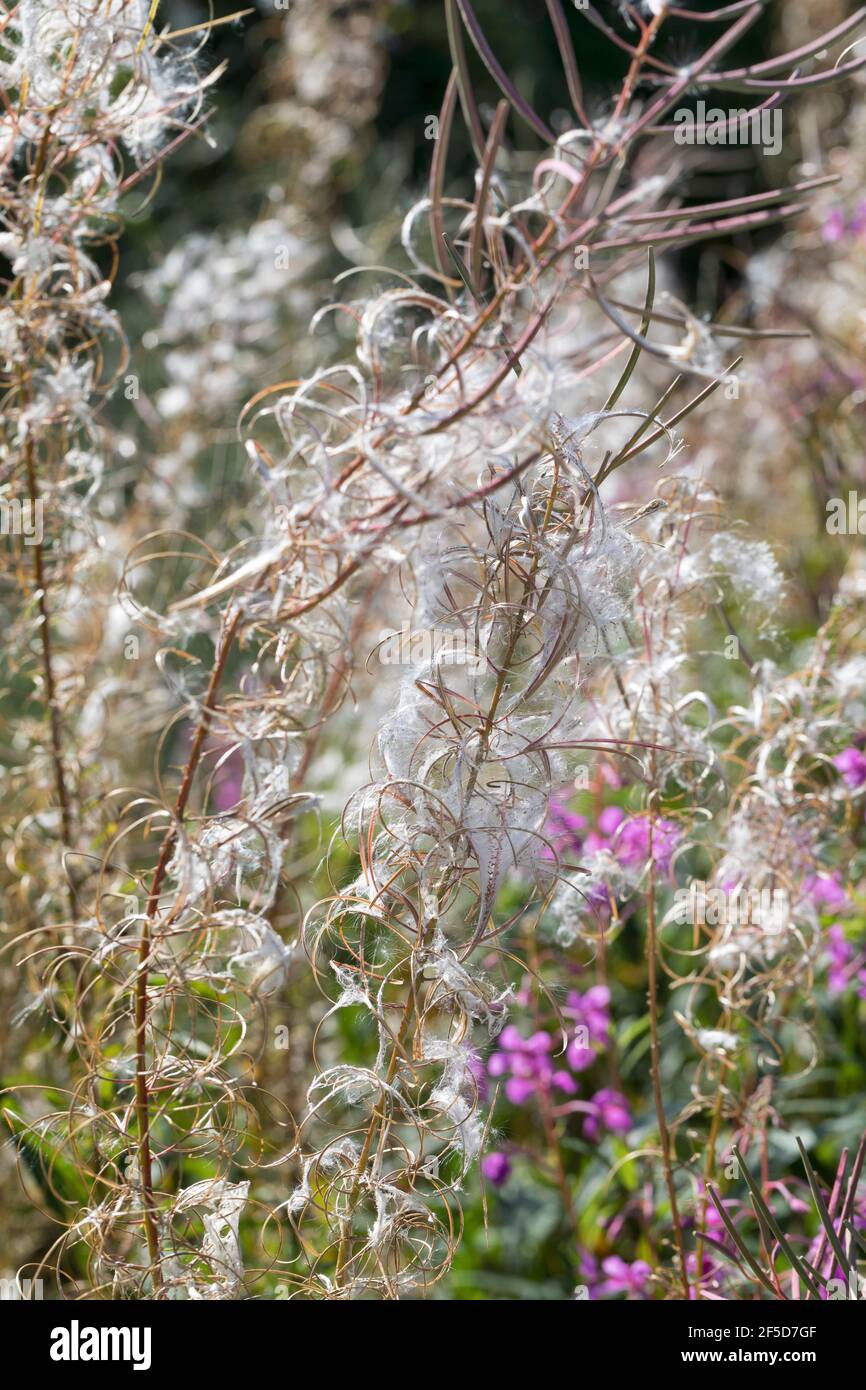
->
[583,1088,632,1141]
[543,800,587,861]
[822,207,846,243]
[825,925,866,998]
[488,1026,578,1105]
[827,924,853,993]
[822,203,866,244]
[481,1151,511,1187]
[849,201,866,235]
[580,879,613,915]
[805,873,848,910]
[565,984,611,1069]
[598,805,625,836]
[613,815,681,874]
[833,745,866,791]
[566,1044,594,1073]
[565,984,611,1042]
[467,1051,489,1102]
[688,1187,738,1244]
[594,1255,652,1298]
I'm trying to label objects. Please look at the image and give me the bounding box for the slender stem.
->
[133,609,241,1292]
[539,1084,580,1241]
[646,803,690,1298]
[23,428,77,921]
[611,10,667,126]
[333,953,422,1287]
[528,930,581,1246]
[694,1073,725,1295]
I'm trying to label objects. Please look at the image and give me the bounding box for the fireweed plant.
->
[0,0,229,1295]
[136,0,391,525]
[1,0,865,1299]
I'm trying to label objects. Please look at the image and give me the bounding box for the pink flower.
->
[834,745,866,791]
[564,984,611,1069]
[481,1152,511,1187]
[489,1027,579,1105]
[821,204,866,244]
[583,1088,632,1141]
[566,984,610,1035]
[825,925,866,998]
[805,873,848,910]
[595,1255,652,1298]
[542,800,587,861]
[598,805,625,836]
[827,924,853,993]
[822,207,846,243]
[849,201,866,236]
[614,815,681,874]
